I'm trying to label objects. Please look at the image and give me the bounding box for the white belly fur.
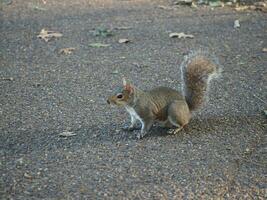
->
[125,106,144,127]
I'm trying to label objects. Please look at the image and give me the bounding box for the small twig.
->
[251,93,267,104]
[113,26,132,30]
[241,157,267,167]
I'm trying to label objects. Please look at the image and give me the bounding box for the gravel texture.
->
[1,0,266,199]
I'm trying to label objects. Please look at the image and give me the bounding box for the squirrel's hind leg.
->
[167,100,191,134]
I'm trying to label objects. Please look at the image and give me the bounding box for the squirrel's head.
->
[107,78,135,106]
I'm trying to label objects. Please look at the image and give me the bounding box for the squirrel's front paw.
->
[122,126,135,132]
[136,133,143,140]
[136,131,146,140]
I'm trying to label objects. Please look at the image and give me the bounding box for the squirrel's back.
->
[182,55,220,111]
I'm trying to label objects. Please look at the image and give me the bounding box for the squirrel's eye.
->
[117,94,123,99]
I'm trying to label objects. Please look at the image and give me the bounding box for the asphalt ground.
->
[1,0,266,199]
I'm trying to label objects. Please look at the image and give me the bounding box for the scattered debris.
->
[89,43,110,48]
[244,147,251,154]
[24,173,33,179]
[169,32,194,39]
[133,63,150,69]
[33,83,41,87]
[59,131,76,137]
[133,62,141,68]
[37,29,63,42]
[225,1,233,6]
[235,1,267,12]
[191,2,198,8]
[251,93,267,104]
[111,70,119,74]
[254,1,267,12]
[29,3,47,11]
[59,48,76,55]
[158,5,176,10]
[234,20,240,28]
[262,48,267,52]
[16,157,24,164]
[118,39,130,44]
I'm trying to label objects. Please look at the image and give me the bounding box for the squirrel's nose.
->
[107,99,110,104]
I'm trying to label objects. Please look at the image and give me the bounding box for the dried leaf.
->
[59,48,75,55]
[118,38,130,43]
[158,5,175,10]
[191,2,198,8]
[262,48,267,52]
[174,0,192,6]
[234,20,241,28]
[29,4,47,11]
[59,131,76,137]
[169,32,194,39]
[37,29,63,42]
[89,43,110,48]
[209,1,223,7]
[93,28,113,37]
[235,6,249,11]
[249,5,257,10]
[1,77,14,81]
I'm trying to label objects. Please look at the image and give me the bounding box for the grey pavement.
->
[1,0,266,199]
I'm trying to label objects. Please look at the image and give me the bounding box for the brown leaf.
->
[235,6,249,11]
[118,38,130,43]
[37,29,63,42]
[59,48,75,55]
[169,32,194,39]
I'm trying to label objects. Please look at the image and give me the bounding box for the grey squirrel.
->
[107,53,221,139]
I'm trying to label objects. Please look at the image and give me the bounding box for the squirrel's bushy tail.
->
[181,51,221,111]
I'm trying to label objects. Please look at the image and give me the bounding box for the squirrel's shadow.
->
[145,114,262,139]
[84,114,263,143]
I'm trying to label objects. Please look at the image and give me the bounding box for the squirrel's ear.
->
[122,77,127,87]
[125,83,134,94]
[122,77,134,94]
